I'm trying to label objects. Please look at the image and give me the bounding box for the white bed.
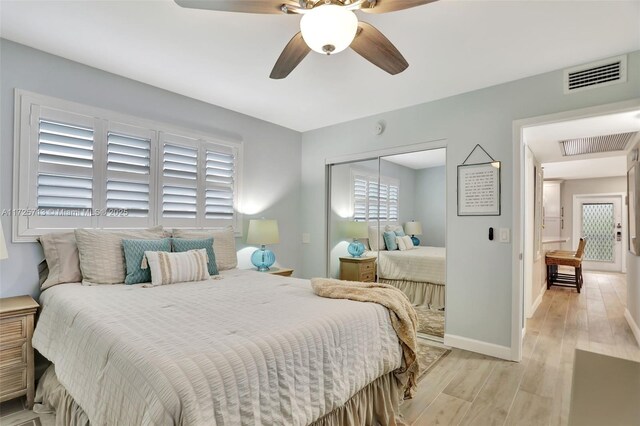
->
[32,269,403,425]
[365,246,446,308]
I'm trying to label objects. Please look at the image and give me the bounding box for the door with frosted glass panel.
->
[577,197,623,272]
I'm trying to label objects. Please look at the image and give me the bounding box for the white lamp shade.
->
[247,219,280,245]
[404,221,423,236]
[300,5,358,55]
[344,221,368,239]
[0,224,7,260]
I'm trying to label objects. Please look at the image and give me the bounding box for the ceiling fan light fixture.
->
[300,5,358,55]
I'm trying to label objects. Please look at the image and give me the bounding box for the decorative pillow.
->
[396,236,407,251]
[402,235,414,250]
[394,228,406,237]
[367,226,386,251]
[171,227,237,270]
[75,226,165,285]
[144,249,210,286]
[383,231,398,251]
[122,238,171,284]
[172,238,219,276]
[38,232,82,289]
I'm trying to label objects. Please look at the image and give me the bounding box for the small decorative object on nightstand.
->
[266,267,294,277]
[247,219,279,271]
[344,221,368,257]
[405,221,423,246]
[339,256,376,282]
[0,295,39,408]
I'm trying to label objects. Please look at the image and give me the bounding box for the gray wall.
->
[0,39,302,298]
[414,166,446,247]
[627,141,640,343]
[560,176,627,251]
[300,50,640,349]
[379,159,417,226]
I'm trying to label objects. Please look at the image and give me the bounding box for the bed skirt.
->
[380,278,445,309]
[34,365,404,426]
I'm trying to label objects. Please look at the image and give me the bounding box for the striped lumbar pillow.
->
[143,249,210,286]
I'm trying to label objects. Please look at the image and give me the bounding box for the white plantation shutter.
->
[37,119,94,214]
[352,172,399,223]
[106,131,151,217]
[205,148,235,220]
[162,142,199,219]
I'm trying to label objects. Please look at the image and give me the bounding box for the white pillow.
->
[144,249,211,286]
[171,226,237,270]
[397,235,415,251]
[367,226,386,251]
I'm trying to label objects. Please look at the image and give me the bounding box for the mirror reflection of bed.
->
[328,147,446,341]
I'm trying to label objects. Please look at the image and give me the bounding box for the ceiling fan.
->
[174,0,437,79]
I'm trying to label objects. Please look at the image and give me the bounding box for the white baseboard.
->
[530,288,544,317]
[444,333,512,360]
[624,309,640,347]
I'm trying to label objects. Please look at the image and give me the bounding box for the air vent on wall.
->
[563,55,626,94]
[559,132,637,156]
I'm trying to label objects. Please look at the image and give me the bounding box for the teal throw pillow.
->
[394,228,406,237]
[383,231,398,251]
[123,238,171,284]
[172,238,218,276]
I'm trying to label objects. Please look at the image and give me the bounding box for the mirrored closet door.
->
[327,148,447,341]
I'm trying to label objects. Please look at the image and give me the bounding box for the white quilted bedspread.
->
[33,269,402,426]
[367,246,446,284]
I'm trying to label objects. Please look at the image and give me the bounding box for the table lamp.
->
[0,224,8,260]
[404,221,423,246]
[345,221,368,257]
[247,219,279,271]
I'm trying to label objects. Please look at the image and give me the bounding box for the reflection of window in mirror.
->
[351,169,399,223]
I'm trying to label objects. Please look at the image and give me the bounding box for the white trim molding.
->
[624,309,640,347]
[444,334,513,361]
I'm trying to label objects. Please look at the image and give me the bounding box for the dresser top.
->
[339,256,376,263]
[0,295,39,316]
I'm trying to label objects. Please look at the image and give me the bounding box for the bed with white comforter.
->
[32,269,402,425]
[365,247,446,308]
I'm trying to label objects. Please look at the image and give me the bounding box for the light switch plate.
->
[302,233,311,244]
[499,228,510,243]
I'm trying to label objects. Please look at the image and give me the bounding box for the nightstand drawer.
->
[0,340,26,369]
[0,316,26,343]
[0,366,27,397]
[361,262,375,272]
[360,272,375,282]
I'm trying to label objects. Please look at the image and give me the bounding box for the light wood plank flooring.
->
[401,271,640,426]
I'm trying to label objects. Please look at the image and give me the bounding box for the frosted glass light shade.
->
[300,5,358,55]
[404,221,423,236]
[247,219,280,245]
[0,224,7,260]
[344,221,368,239]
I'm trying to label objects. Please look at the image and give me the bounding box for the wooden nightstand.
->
[0,295,39,408]
[266,267,294,277]
[339,257,376,282]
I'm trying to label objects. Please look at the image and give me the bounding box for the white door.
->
[574,196,623,272]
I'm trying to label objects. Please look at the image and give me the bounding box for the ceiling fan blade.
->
[174,0,298,14]
[350,22,408,75]
[360,0,437,14]
[270,32,311,79]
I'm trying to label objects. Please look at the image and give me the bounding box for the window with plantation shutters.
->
[106,131,151,217]
[14,90,243,241]
[37,119,94,214]
[352,172,399,223]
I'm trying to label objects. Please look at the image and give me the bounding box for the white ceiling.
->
[383,148,446,170]
[1,1,639,132]
[525,109,640,180]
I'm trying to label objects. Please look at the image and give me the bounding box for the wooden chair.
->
[545,238,586,293]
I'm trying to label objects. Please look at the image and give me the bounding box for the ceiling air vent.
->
[563,55,626,94]
[559,132,637,156]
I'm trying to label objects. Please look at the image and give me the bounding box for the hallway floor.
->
[400,270,640,425]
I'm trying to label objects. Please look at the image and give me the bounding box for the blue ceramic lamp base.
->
[411,235,420,246]
[251,245,275,271]
[348,240,365,257]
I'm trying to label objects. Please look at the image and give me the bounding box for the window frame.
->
[12,89,244,242]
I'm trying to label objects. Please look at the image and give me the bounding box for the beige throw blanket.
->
[311,278,419,399]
